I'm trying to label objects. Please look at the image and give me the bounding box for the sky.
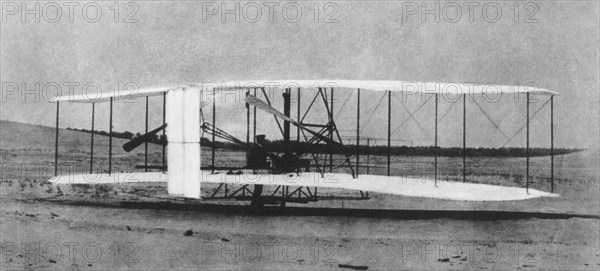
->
[1,1,598,148]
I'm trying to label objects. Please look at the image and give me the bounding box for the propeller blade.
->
[245,95,338,145]
[246,95,299,124]
[123,124,167,152]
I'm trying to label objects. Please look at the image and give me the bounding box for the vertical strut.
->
[434,94,438,186]
[253,88,257,174]
[387,90,391,176]
[297,87,300,141]
[54,102,59,176]
[246,90,250,164]
[283,88,291,143]
[316,88,355,178]
[144,96,149,172]
[212,89,216,173]
[526,93,530,194]
[356,88,360,175]
[550,95,554,193]
[366,139,371,174]
[462,94,466,183]
[109,97,113,176]
[90,103,95,174]
[253,88,257,144]
[162,92,166,173]
[329,87,334,173]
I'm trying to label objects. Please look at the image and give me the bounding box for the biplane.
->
[47,80,560,206]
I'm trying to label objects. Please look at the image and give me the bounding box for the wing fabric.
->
[48,171,559,201]
[48,80,558,104]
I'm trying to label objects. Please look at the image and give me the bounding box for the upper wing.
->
[48,80,558,104]
[212,80,559,96]
[48,86,182,103]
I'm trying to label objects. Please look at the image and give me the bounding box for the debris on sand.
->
[147,228,165,234]
[221,238,230,242]
[184,230,193,236]
[126,226,132,231]
[338,264,368,270]
[50,212,59,218]
[437,258,450,262]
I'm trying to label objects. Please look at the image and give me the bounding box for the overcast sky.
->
[1,1,598,148]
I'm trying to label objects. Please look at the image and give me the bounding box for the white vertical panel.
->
[182,87,201,198]
[166,88,185,196]
[167,144,184,195]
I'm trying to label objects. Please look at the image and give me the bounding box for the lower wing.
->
[48,171,558,201]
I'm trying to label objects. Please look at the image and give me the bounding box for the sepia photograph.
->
[1,1,598,270]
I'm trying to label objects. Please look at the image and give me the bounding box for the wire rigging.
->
[359,91,388,134]
[499,97,551,148]
[393,95,432,138]
[334,91,353,120]
[473,98,509,139]
[438,99,457,122]
[390,95,432,137]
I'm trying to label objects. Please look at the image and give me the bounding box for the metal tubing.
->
[54,102,59,176]
[90,103,95,174]
[109,97,113,176]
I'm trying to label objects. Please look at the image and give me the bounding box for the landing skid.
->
[206,183,370,207]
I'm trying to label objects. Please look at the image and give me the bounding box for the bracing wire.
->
[359,91,388,134]
[473,98,509,139]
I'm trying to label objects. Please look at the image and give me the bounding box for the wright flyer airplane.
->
[48,80,560,205]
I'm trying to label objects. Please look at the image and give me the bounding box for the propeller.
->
[121,101,207,152]
[245,95,339,145]
[123,124,167,152]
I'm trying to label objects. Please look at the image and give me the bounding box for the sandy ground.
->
[1,121,599,270]
[1,181,599,270]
